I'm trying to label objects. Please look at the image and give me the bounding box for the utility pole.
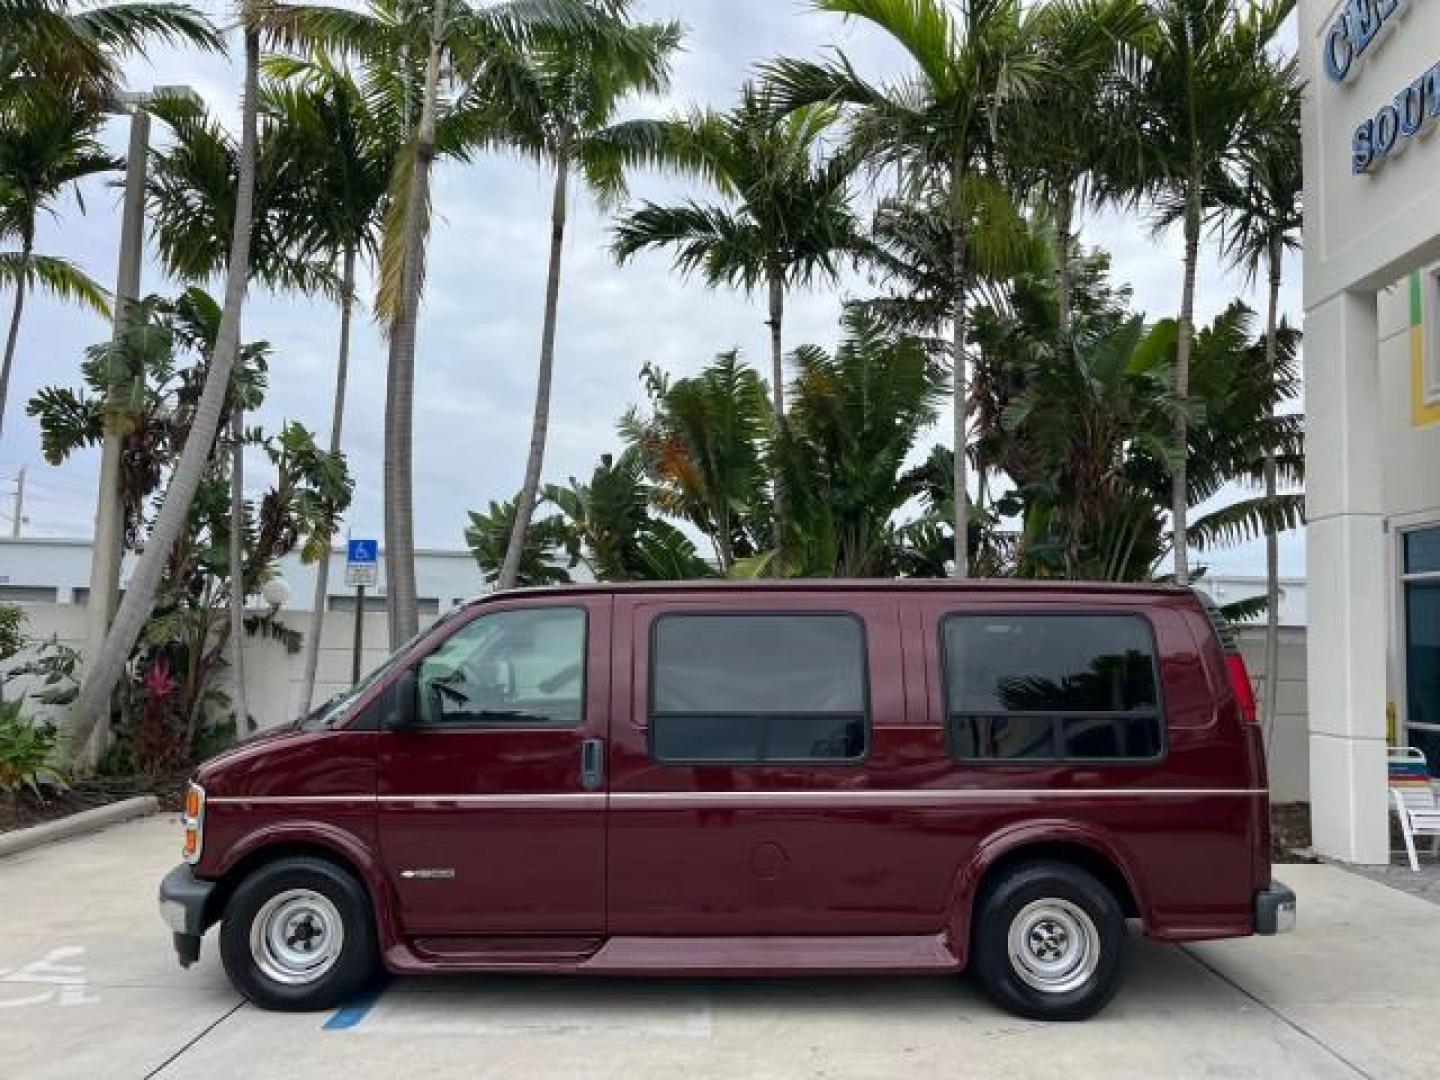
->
[79,88,194,769]
[10,467,23,538]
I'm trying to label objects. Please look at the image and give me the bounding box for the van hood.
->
[194,722,375,799]
[194,723,307,792]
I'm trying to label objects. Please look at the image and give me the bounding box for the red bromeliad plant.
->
[128,657,185,775]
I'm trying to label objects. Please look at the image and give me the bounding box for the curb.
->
[0,795,160,859]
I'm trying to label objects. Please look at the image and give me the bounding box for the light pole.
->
[79,86,198,770]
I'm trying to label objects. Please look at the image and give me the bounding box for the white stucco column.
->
[1305,288,1389,865]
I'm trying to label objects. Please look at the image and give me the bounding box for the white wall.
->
[3,600,444,732]
[1377,275,1440,523]
[0,537,489,613]
[1238,626,1310,804]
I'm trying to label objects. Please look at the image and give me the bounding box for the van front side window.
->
[649,613,869,763]
[417,607,586,728]
[942,614,1162,762]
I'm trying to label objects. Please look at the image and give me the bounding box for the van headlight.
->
[182,782,205,864]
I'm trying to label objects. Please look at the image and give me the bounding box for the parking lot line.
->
[324,981,390,1031]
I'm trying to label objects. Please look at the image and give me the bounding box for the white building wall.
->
[1300,0,1440,863]
[0,537,489,612]
[1238,626,1310,804]
[1377,277,1440,524]
[3,600,435,731]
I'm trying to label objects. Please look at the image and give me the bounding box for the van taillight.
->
[1226,654,1258,725]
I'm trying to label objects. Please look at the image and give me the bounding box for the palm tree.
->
[1184,302,1305,566]
[0,0,219,107]
[0,89,115,440]
[766,0,1048,578]
[266,59,393,717]
[1106,0,1293,584]
[976,251,1304,582]
[1214,58,1301,736]
[68,7,266,768]
[612,83,861,420]
[145,88,332,732]
[1021,0,1147,331]
[612,83,859,560]
[492,3,682,592]
[285,0,623,645]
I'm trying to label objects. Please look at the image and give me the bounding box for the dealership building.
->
[1300,0,1440,863]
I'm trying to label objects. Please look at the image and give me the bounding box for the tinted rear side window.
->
[650,613,868,763]
[943,614,1163,762]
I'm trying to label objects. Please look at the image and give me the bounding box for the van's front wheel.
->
[219,856,378,1011]
[970,860,1126,1021]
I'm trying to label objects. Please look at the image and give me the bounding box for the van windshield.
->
[300,606,468,730]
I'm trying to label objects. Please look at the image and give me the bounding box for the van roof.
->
[474,579,1193,604]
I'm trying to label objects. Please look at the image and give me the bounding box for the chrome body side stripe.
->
[209,788,1264,808]
[609,789,1266,808]
[207,795,373,805]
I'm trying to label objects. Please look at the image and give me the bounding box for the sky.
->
[0,0,1304,579]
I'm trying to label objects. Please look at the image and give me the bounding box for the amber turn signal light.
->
[181,782,205,864]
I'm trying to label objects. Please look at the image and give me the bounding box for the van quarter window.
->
[942,614,1163,762]
[649,613,868,763]
[416,607,586,728]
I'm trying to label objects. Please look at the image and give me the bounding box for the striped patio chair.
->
[1388,747,1440,871]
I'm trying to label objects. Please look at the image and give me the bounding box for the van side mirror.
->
[387,670,419,731]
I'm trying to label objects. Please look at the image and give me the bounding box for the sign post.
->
[344,540,379,686]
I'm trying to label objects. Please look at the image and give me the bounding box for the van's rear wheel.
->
[219,856,378,1011]
[970,860,1126,1021]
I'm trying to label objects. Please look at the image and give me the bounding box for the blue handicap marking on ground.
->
[346,539,378,565]
[323,980,388,1031]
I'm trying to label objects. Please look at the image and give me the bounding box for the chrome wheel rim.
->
[249,889,344,986]
[1007,898,1101,995]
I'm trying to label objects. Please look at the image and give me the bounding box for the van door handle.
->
[581,738,605,792]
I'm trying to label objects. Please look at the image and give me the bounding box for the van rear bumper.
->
[159,864,216,968]
[1253,880,1296,935]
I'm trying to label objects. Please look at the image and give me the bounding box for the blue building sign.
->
[1326,0,1440,175]
[1351,62,1440,174]
[1324,0,1406,85]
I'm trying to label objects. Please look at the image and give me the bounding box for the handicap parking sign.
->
[345,539,379,587]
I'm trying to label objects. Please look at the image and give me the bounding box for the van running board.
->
[386,934,961,976]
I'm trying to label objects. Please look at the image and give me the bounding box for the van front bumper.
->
[159,864,216,968]
[1254,880,1296,935]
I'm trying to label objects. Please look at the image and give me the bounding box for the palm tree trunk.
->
[0,236,33,442]
[766,265,785,567]
[384,0,446,645]
[951,167,971,580]
[1261,236,1283,740]
[767,268,785,416]
[499,154,570,591]
[66,27,262,769]
[229,409,248,732]
[1053,182,1074,336]
[298,245,356,717]
[1171,184,1201,586]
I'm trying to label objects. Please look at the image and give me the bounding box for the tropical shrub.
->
[0,701,66,807]
[28,289,352,759]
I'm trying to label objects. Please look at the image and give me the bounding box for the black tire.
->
[969,859,1127,1022]
[219,856,379,1012]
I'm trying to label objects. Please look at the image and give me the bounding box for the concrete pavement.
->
[1,815,1435,1079]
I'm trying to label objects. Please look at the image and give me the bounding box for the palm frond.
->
[1189,493,1305,551]
[0,251,109,314]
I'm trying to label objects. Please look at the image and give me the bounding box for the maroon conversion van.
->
[158,581,1294,1021]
